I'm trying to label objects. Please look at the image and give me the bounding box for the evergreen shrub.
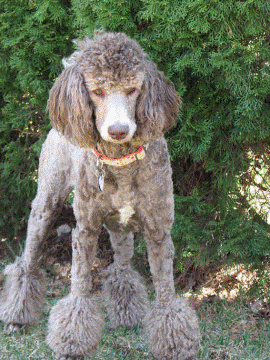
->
[1,0,270,271]
[0,0,74,236]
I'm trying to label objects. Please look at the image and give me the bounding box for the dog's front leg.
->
[140,182,201,360]
[143,226,201,360]
[46,189,105,360]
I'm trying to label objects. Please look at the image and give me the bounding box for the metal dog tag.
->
[95,157,105,191]
[98,173,104,191]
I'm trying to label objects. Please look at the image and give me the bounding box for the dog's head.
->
[48,32,180,148]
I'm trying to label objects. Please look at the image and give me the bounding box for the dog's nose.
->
[108,124,129,140]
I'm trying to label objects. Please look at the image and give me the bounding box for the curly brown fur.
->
[46,294,104,359]
[0,32,200,360]
[102,264,149,328]
[143,298,201,360]
[0,257,46,329]
[48,64,99,148]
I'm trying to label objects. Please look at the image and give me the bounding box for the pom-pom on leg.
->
[103,264,149,328]
[0,257,46,332]
[46,294,104,359]
[143,297,201,360]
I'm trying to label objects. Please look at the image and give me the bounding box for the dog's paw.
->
[143,297,201,360]
[47,294,104,359]
[103,264,149,328]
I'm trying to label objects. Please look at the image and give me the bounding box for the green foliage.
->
[0,0,74,236]
[72,0,141,36]
[1,0,270,269]
[172,193,270,268]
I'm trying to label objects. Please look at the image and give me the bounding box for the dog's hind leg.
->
[0,130,74,333]
[102,231,149,328]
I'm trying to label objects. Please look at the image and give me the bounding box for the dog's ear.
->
[47,65,99,148]
[136,61,180,142]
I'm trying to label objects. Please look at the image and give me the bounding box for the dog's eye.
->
[126,88,137,96]
[92,89,105,97]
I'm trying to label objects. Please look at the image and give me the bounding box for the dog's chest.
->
[101,174,141,232]
[105,191,140,232]
[118,203,135,225]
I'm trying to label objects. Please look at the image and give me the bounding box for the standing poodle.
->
[0,32,201,360]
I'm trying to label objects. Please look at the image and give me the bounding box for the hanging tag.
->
[98,173,104,191]
[95,157,105,191]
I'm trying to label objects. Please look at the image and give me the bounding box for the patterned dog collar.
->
[92,145,147,167]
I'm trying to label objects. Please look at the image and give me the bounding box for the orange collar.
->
[92,145,147,167]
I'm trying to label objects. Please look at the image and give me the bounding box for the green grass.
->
[199,299,270,359]
[1,295,270,360]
